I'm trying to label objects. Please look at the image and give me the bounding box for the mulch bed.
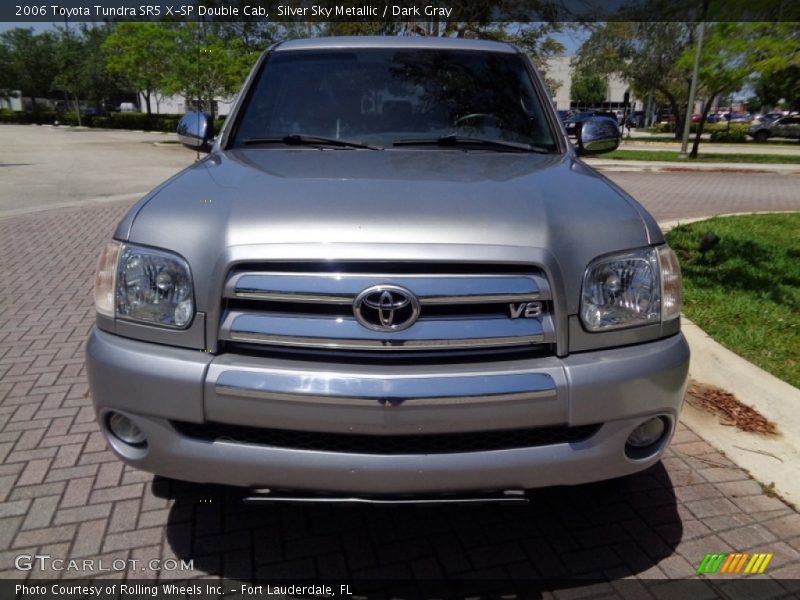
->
[686,380,779,435]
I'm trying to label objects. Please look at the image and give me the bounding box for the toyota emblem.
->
[353,285,420,332]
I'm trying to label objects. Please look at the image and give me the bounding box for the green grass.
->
[665,214,800,388]
[606,149,800,164]
[627,136,798,146]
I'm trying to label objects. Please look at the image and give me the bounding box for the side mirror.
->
[576,117,620,156]
[177,112,213,152]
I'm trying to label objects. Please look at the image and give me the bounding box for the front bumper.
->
[86,328,689,494]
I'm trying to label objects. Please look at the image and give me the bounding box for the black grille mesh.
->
[171,421,601,455]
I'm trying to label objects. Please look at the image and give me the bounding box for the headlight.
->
[93,242,194,328]
[580,246,681,331]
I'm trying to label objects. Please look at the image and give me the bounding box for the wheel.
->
[453,113,504,128]
[754,130,769,142]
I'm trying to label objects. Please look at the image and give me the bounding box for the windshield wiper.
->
[393,135,551,153]
[243,134,381,150]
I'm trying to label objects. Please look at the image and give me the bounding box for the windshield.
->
[231,48,558,151]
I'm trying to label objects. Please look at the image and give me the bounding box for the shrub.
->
[91,112,180,131]
[707,123,749,142]
[1,110,225,135]
[0,110,92,127]
[0,109,29,124]
[649,121,751,142]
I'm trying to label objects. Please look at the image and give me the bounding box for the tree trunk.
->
[73,94,82,127]
[689,93,718,159]
[143,90,152,116]
[657,86,682,140]
[667,98,681,140]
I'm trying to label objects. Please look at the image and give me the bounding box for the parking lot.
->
[2,125,800,594]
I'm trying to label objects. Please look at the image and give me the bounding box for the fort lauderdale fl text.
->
[36,3,454,19]
[17,583,353,597]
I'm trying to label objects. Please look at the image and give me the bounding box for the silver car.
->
[87,37,689,502]
[749,115,800,142]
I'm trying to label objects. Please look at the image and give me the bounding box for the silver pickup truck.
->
[87,36,689,502]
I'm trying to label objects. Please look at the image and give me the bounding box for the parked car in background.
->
[754,111,784,124]
[748,115,800,141]
[557,109,571,123]
[694,113,725,124]
[594,111,620,124]
[724,112,752,123]
[80,106,107,117]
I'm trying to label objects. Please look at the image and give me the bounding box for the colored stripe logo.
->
[697,552,773,574]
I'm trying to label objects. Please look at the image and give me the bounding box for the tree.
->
[570,69,606,105]
[751,70,800,112]
[747,23,800,112]
[52,27,86,122]
[0,39,15,100]
[677,22,800,157]
[166,23,256,119]
[52,25,127,121]
[103,23,179,115]
[75,25,128,111]
[0,28,60,111]
[573,22,694,139]
[679,23,753,158]
[194,6,283,53]
[323,22,399,37]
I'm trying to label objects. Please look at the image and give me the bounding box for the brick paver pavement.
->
[604,171,800,222]
[1,171,800,595]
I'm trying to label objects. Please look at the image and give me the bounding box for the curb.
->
[661,215,800,508]
[680,318,800,508]
[585,158,800,175]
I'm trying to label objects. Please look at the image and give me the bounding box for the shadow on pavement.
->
[157,462,681,595]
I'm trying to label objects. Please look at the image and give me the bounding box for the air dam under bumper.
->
[86,328,689,494]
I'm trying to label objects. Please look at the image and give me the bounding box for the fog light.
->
[627,417,667,448]
[107,412,146,446]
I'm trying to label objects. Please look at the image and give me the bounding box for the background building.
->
[544,56,642,112]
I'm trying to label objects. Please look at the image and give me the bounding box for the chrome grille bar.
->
[227,272,549,305]
[220,268,555,352]
[220,312,551,351]
[214,369,557,404]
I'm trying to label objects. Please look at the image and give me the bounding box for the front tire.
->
[754,130,769,142]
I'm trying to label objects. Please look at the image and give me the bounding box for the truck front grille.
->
[172,421,601,454]
[219,263,555,354]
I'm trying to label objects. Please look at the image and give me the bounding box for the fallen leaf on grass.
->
[686,380,778,435]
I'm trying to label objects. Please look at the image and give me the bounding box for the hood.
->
[121,148,661,313]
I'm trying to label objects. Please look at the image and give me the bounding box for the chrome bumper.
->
[86,328,689,494]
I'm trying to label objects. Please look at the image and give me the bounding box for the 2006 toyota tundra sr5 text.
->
[87,37,689,502]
